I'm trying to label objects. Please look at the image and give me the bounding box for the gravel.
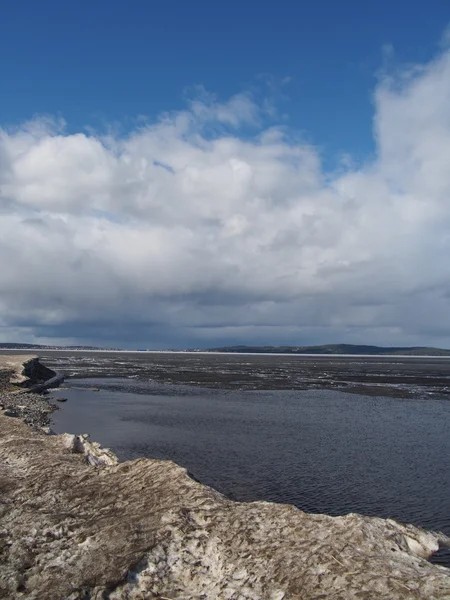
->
[0,389,58,429]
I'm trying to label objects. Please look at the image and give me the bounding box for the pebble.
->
[0,389,58,430]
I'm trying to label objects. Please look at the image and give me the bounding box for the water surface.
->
[50,374,450,566]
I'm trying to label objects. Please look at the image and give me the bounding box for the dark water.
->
[44,353,450,567]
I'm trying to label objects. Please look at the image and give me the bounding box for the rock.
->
[0,356,62,429]
[3,408,19,417]
[40,426,56,435]
[0,355,59,388]
[56,397,67,402]
[61,432,119,466]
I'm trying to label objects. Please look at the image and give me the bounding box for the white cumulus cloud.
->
[2,51,450,348]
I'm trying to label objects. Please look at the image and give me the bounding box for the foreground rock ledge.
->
[0,354,62,390]
[1,368,450,598]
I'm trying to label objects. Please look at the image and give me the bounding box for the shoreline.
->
[4,347,450,358]
[0,355,62,429]
[1,356,450,599]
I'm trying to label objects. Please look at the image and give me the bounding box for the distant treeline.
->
[203,344,450,356]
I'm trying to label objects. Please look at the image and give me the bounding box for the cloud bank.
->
[2,50,450,348]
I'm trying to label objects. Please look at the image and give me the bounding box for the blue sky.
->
[2,1,450,348]
[2,0,447,163]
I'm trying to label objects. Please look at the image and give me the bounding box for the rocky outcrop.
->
[0,355,64,428]
[1,357,450,599]
[0,354,38,386]
[0,354,63,392]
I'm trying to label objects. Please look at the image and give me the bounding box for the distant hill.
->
[203,344,450,356]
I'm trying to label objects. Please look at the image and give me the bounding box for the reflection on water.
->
[51,375,450,567]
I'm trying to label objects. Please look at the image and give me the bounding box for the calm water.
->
[47,357,450,567]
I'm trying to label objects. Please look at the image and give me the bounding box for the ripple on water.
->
[48,364,450,569]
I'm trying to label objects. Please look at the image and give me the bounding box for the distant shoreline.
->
[2,347,450,359]
[2,342,450,357]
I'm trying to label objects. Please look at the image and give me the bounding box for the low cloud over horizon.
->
[2,48,450,349]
